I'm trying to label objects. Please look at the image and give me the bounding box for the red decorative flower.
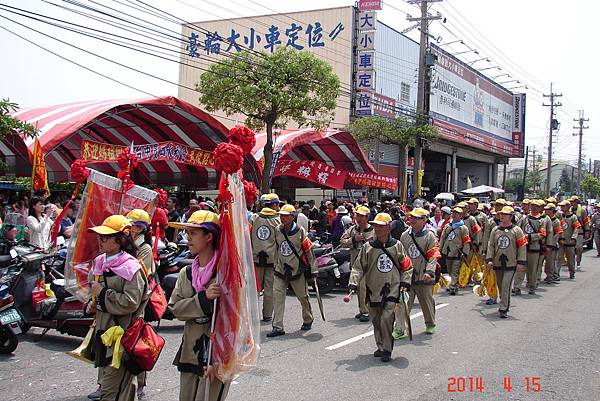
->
[117,150,138,170]
[228,125,256,156]
[213,142,244,174]
[154,189,168,208]
[70,159,89,183]
[242,179,258,206]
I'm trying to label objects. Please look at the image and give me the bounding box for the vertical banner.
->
[354,8,377,117]
[31,138,50,196]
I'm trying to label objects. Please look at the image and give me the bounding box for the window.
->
[400,82,411,103]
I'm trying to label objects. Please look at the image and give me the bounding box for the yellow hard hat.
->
[544,203,557,210]
[546,197,557,203]
[467,198,479,204]
[457,201,468,208]
[168,210,220,230]
[477,204,485,211]
[522,198,531,204]
[494,199,507,205]
[369,213,392,226]
[278,204,297,215]
[126,209,151,225]
[355,206,370,216]
[558,200,571,206]
[499,206,515,215]
[531,199,546,207]
[264,193,281,204]
[452,207,464,214]
[409,207,429,218]
[89,215,131,235]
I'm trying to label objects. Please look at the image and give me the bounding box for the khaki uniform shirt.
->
[400,228,440,285]
[340,224,375,263]
[250,208,281,267]
[274,224,317,280]
[486,225,528,269]
[464,214,483,246]
[519,214,549,252]
[349,238,413,306]
[560,213,581,245]
[439,222,471,259]
[547,216,563,248]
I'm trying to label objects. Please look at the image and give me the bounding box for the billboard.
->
[429,43,524,157]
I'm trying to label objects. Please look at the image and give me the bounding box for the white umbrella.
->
[434,192,455,201]
[461,185,505,194]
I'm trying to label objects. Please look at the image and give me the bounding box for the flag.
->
[31,138,50,196]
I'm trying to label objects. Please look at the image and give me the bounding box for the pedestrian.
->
[543,203,563,283]
[296,204,310,233]
[558,200,580,279]
[167,210,230,401]
[267,204,317,337]
[439,207,471,295]
[85,215,149,401]
[26,196,53,251]
[180,198,199,223]
[312,205,329,236]
[347,213,413,362]
[485,206,527,318]
[330,205,347,246]
[250,197,281,322]
[591,204,600,256]
[389,206,406,240]
[339,205,374,322]
[393,207,439,340]
[429,207,445,236]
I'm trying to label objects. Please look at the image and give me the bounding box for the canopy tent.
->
[11,96,260,188]
[252,128,397,190]
[461,185,505,194]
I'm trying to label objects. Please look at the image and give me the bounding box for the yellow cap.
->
[544,203,556,210]
[477,204,485,211]
[409,207,429,218]
[531,199,546,207]
[467,198,479,204]
[569,195,579,202]
[494,199,507,205]
[126,209,151,225]
[452,207,464,214]
[558,200,571,206]
[264,193,281,203]
[499,206,515,215]
[89,215,132,235]
[457,201,468,208]
[355,206,370,216]
[168,210,220,230]
[506,201,514,206]
[369,213,392,226]
[278,204,297,215]
[546,197,557,203]
[522,198,531,204]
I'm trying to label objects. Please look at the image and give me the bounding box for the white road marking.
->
[325,303,450,350]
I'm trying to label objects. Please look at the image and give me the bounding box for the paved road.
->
[2,251,600,401]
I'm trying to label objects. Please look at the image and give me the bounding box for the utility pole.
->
[407,0,442,199]
[521,146,529,200]
[543,83,562,196]
[573,110,589,194]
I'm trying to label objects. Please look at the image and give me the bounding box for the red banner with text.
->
[347,171,398,191]
[274,159,347,189]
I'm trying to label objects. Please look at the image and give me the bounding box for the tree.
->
[348,116,439,200]
[197,48,340,192]
[504,177,522,194]
[559,168,573,194]
[0,99,37,172]
[525,169,543,196]
[581,174,600,198]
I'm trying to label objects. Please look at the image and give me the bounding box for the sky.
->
[1,0,598,165]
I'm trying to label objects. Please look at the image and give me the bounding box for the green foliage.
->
[1,99,38,140]
[504,177,522,194]
[582,174,600,198]
[197,48,340,191]
[559,168,573,193]
[347,116,440,147]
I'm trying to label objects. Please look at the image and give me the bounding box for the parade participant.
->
[558,200,581,279]
[439,206,452,236]
[482,207,501,305]
[485,206,527,318]
[439,207,471,295]
[167,210,230,401]
[250,198,281,322]
[340,205,374,322]
[514,199,551,295]
[393,208,439,339]
[347,213,412,362]
[570,196,590,270]
[466,198,486,266]
[126,209,155,276]
[458,201,482,259]
[592,204,600,256]
[26,196,53,251]
[85,215,149,401]
[263,193,281,212]
[543,203,563,283]
[268,204,317,337]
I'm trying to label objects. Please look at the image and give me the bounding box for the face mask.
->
[134,235,145,247]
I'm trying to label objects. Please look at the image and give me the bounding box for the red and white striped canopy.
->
[252,128,377,189]
[12,96,260,188]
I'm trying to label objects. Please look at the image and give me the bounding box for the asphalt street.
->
[2,251,600,401]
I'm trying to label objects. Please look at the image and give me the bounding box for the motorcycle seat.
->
[177,259,194,268]
[0,254,13,267]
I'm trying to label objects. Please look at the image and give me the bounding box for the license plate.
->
[0,309,21,325]
[333,267,340,278]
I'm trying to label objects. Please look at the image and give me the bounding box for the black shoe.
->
[380,352,392,362]
[355,313,362,319]
[266,328,286,337]
[499,310,508,319]
[300,322,313,331]
[358,314,370,322]
[449,288,457,296]
[262,316,272,322]
[373,349,385,357]
[569,273,575,279]
[528,289,535,295]
[512,288,521,295]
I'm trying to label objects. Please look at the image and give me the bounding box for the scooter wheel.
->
[0,327,18,354]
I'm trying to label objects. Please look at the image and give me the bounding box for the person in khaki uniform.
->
[268,204,317,337]
[558,200,581,279]
[514,199,550,295]
[85,215,149,401]
[591,204,600,256]
[348,213,413,362]
[543,203,563,284]
[570,196,591,270]
[486,206,527,318]
[250,196,281,322]
[340,205,374,322]
[393,208,440,340]
[167,211,230,401]
[439,207,471,295]
[463,199,483,262]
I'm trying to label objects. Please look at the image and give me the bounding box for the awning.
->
[252,128,397,190]
[11,96,260,188]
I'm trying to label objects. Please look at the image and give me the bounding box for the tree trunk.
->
[261,119,275,194]
[398,144,408,202]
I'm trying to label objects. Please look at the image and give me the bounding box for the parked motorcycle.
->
[310,245,351,294]
[0,282,22,354]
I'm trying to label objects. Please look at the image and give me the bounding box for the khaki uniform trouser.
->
[448,259,461,290]
[494,269,516,312]
[514,250,543,289]
[99,366,137,401]
[357,278,369,315]
[256,266,274,319]
[394,284,435,332]
[576,235,584,264]
[562,246,576,273]
[370,303,395,353]
[137,372,146,389]
[544,247,558,278]
[179,372,229,401]
[272,276,313,331]
[594,231,600,252]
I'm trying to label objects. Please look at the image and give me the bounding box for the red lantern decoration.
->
[213,142,244,174]
[242,179,258,206]
[228,125,256,156]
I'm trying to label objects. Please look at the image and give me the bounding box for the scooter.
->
[0,283,22,354]
[310,245,351,294]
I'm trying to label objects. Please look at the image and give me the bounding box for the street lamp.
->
[468,57,491,65]
[491,73,510,80]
